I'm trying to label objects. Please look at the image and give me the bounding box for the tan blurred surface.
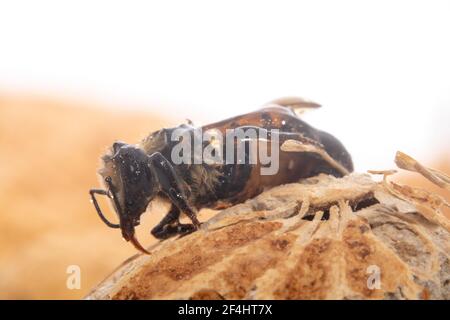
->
[0,94,173,299]
[0,93,448,299]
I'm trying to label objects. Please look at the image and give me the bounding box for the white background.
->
[0,0,449,171]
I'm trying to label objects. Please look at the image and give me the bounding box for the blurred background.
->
[0,0,449,299]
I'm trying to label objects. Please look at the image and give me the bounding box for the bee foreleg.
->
[151,205,197,240]
[148,152,201,229]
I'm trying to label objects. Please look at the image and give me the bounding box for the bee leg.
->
[151,205,180,239]
[151,206,197,240]
[148,152,202,229]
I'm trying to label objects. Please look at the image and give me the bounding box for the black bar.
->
[0,300,447,319]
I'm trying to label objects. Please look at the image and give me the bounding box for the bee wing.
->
[203,98,320,134]
[281,139,350,176]
[265,96,321,116]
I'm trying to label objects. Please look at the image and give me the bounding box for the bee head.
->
[91,142,157,254]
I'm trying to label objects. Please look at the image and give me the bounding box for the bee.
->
[89,97,353,254]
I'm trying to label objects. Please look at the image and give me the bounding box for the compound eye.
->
[113,141,126,153]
